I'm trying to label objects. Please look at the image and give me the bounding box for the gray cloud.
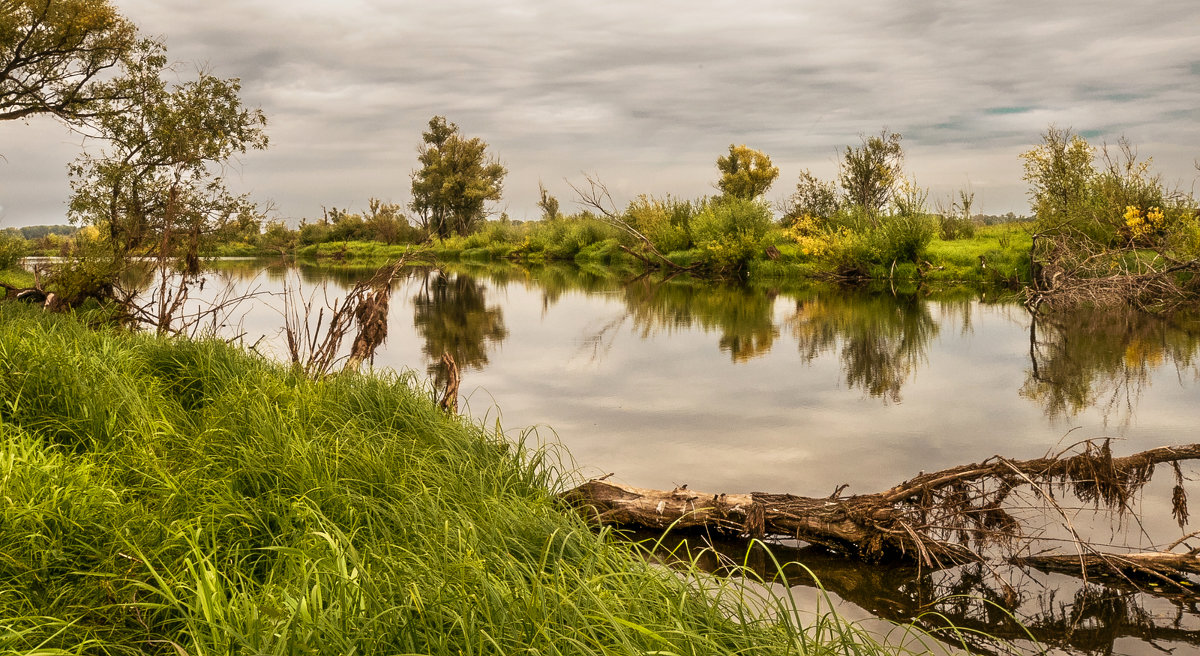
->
[2,0,1198,227]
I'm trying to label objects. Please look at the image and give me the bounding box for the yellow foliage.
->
[1123,205,1164,242]
[783,215,831,258]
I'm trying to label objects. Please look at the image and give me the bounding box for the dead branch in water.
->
[567,173,697,273]
[562,440,1200,571]
[1025,227,1200,314]
[283,250,432,377]
[437,352,460,413]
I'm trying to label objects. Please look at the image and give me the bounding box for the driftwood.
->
[562,441,1200,570]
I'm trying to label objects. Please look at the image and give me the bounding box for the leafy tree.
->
[840,130,904,214]
[18,224,75,239]
[1,0,137,122]
[715,144,779,199]
[781,169,839,224]
[364,198,412,244]
[258,219,296,256]
[691,196,773,275]
[1020,127,1097,232]
[537,181,560,221]
[67,43,268,269]
[409,116,506,239]
[623,194,694,254]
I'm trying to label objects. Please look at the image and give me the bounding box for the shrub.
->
[624,195,693,253]
[690,196,773,275]
[938,214,977,240]
[0,231,27,269]
[877,213,938,264]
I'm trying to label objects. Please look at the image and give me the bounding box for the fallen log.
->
[561,440,1200,569]
[561,480,977,567]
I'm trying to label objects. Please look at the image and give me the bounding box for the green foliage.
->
[299,218,332,245]
[536,182,560,221]
[258,219,297,254]
[364,198,416,245]
[0,230,26,269]
[691,196,773,275]
[782,169,839,224]
[876,212,938,264]
[623,195,694,254]
[0,0,137,122]
[715,144,780,199]
[67,40,268,269]
[1021,128,1200,287]
[840,130,904,214]
[937,191,977,241]
[38,237,124,304]
[1021,127,1102,236]
[410,116,506,239]
[938,214,977,241]
[15,224,76,240]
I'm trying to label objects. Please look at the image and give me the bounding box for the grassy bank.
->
[0,303,933,655]
[292,220,1033,291]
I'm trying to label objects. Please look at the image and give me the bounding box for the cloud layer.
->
[3,0,1198,225]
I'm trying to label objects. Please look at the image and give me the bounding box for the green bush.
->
[877,213,938,264]
[938,214,976,240]
[690,196,773,275]
[0,231,27,269]
[624,195,694,253]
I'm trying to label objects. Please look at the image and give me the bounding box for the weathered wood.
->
[560,480,976,567]
[561,441,1200,569]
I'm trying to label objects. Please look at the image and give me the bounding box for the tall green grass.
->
[0,303,933,655]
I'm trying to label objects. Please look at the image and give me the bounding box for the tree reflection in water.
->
[412,269,507,386]
[621,277,780,362]
[1023,308,1200,423]
[785,290,939,402]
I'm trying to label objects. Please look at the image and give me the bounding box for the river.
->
[183,259,1200,654]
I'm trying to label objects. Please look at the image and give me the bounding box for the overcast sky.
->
[3,0,1199,227]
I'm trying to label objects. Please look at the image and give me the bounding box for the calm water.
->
[193,259,1200,655]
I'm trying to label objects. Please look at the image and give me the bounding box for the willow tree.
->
[409,116,506,239]
[0,0,137,122]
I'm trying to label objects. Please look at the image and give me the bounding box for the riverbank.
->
[286,220,1033,290]
[0,302,940,655]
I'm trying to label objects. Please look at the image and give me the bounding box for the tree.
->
[840,130,904,214]
[1020,126,1097,231]
[409,116,506,239]
[67,43,268,269]
[1019,128,1200,311]
[715,144,779,199]
[364,197,412,244]
[537,181,560,221]
[1,0,137,122]
[781,169,839,224]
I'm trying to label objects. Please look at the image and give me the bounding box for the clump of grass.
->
[0,303,937,655]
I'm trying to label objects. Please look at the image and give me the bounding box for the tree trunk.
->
[561,480,976,567]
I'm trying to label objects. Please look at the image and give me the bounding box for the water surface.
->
[195,259,1200,655]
